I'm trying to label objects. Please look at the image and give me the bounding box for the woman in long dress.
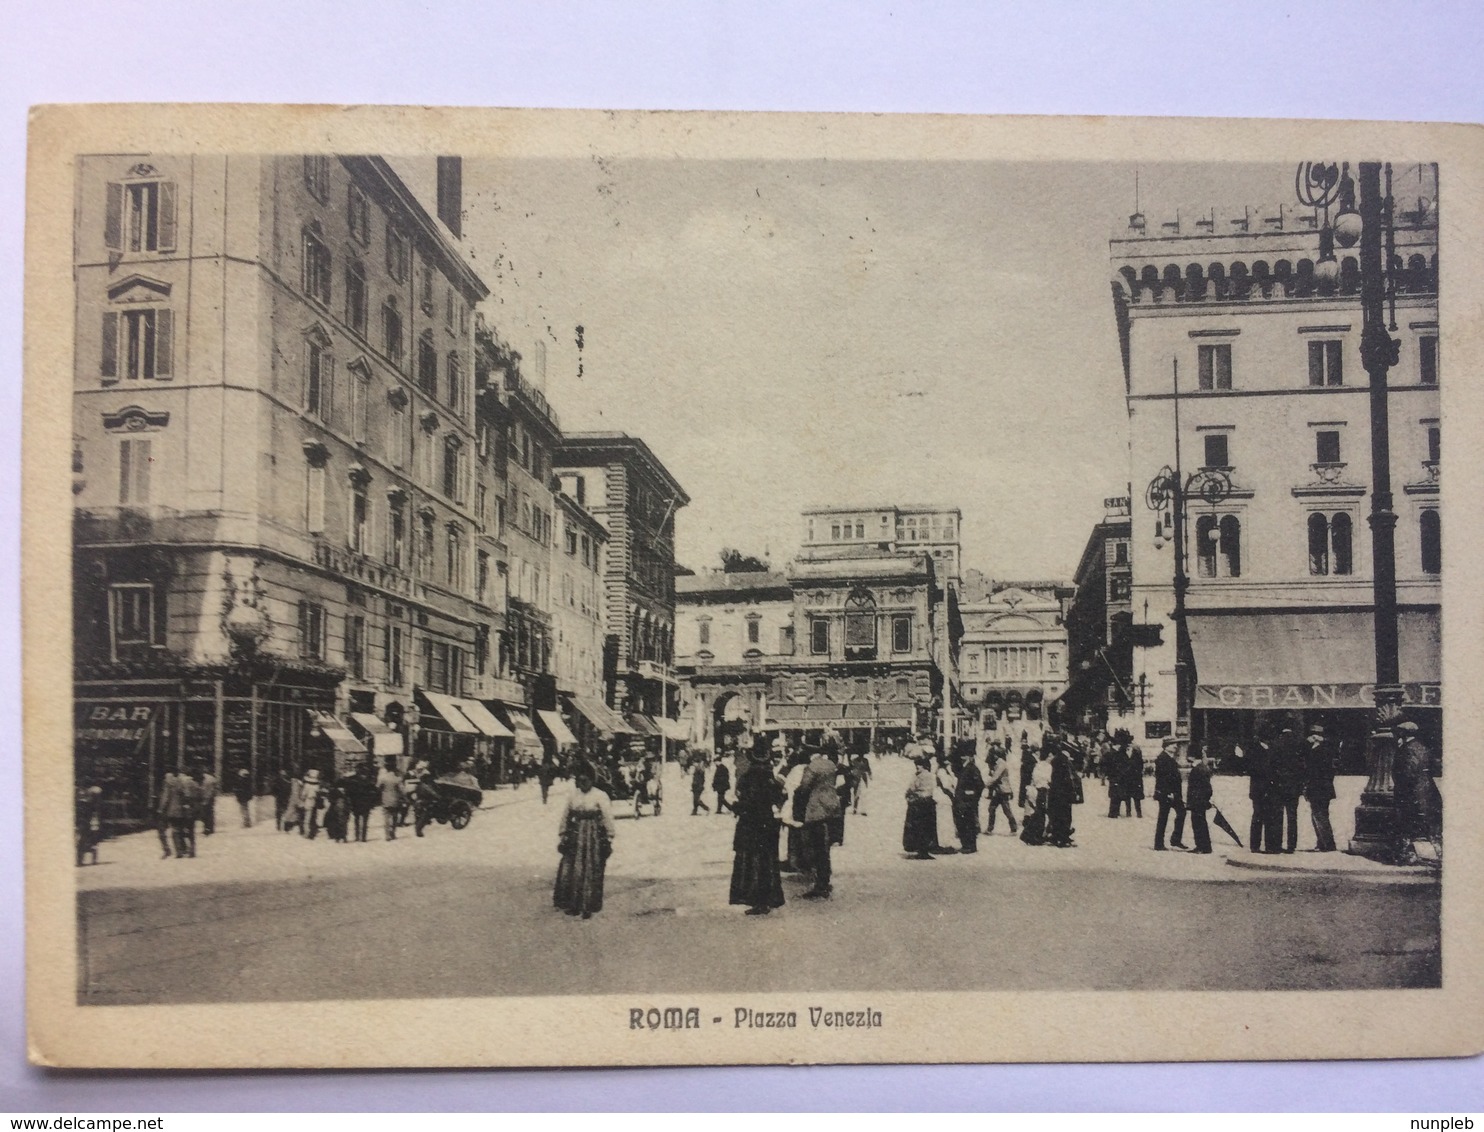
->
[729,747,786,915]
[902,757,938,859]
[554,764,617,919]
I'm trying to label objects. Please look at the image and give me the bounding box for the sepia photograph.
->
[22,106,1484,1070]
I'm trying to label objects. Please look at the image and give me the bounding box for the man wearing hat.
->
[1271,721,1305,853]
[1152,737,1188,851]
[1302,722,1338,852]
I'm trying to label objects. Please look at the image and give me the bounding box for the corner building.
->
[1112,178,1441,766]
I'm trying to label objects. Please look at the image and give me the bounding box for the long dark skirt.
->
[730,817,785,909]
[554,812,609,916]
[903,798,937,854]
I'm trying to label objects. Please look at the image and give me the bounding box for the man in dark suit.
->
[1152,738,1187,850]
[1246,729,1275,853]
[1302,723,1338,852]
[798,744,842,899]
[1186,751,1214,854]
[1272,723,1305,853]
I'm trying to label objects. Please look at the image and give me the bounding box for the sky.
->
[411,158,1371,579]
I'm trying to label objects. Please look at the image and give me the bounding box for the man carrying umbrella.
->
[1152,737,1187,851]
[1185,748,1214,854]
[1303,722,1338,852]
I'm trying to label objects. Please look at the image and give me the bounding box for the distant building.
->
[1112,174,1440,764]
[556,433,690,741]
[799,504,962,591]
[956,579,1072,735]
[1058,497,1135,733]
[550,487,610,725]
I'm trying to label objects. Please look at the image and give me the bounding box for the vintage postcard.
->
[23,105,1484,1068]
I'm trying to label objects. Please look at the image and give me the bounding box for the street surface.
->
[77,758,1439,1003]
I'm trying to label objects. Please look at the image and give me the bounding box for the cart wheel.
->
[449,800,473,830]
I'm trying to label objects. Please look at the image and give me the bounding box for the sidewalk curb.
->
[1225,855,1439,884]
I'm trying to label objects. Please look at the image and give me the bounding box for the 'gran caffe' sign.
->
[1195,683,1441,710]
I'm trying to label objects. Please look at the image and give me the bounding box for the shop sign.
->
[1195,682,1442,710]
[75,702,156,746]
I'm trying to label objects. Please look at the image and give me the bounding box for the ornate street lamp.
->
[1296,160,1408,862]
[1144,360,1232,746]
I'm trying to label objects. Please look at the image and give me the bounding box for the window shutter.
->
[104,183,123,251]
[118,439,132,504]
[153,309,173,378]
[100,312,119,382]
[298,601,309,654]
[157,182,177,251]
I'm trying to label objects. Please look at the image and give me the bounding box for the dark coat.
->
[713,762,731,793]
[954,760,985,805]
[1272,733,1305,801]
[1153,751,1183,804]
[1121,751,1146,800]
[1187,762,1214,811]
[1048,751,1078,804]
[1302,738,1337,802]
[1019,748,1037,786]
[1246,743,1273,800]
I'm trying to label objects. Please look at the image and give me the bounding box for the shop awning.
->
[627,713,661,737]
[535,709,578,747]
[1188,609,1441,710]
[652,716,691,742]
[310,711,369,755]
[491,703,546,758]
[348,712,405,756]
[417,691,479,734]
[564,694,638,736]
[454,699,514,738]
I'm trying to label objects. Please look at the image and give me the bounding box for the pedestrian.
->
[273,771,291,830]
[690,758,711,815]
[828,736,850,848]
[232,768,254,828]
[75,782,103,866]
[1393,720,1442,851]
[781,749,810,873]
[346,764,376,842]
[1271,724,1304,853]
[553,763,616,919]
[729,742,787,916]
[1104,740,1127,818]
[902,756,938,859]
[1301,723,1338,852]
[849,751,871,814]
[1047,742,1078,847]
[1020,749,1053,845]
[984,747,1019,835]
[713,757,733,816]
[798,741,842,899]
[1018,738,1036,808]
[323,779,350,843]
[1121,745,1145,818]
[376,756,403,840]
[300,768,323,839]
[197,768,219,836]
[537,759,557,805]
[1186,750,1215,853]
[952,751,985,853]
[401,759,429,829]
[934,752,959,852]
[1152,738,1188,851]
[1246,727,1275,853]
[158,766,198,858]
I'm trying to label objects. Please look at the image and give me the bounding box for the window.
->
[1308,512,1353,575]
[385,623,405,686]
[298,601,327,660]
[110,583,160,653]
[1196,514,1241,578]
[446,352,463,413]
[1419,336,1438,385]
[565,526,578,556]
[382,300,403,365]
[446,525,464,589]
[1202,433,1229,469]
[101,308,174,382]
[698,620,711,646]
[1113,541,1129,566]
[1197,343,1233,390]
[303,156,330,202]
[117,438,151,505]
[1316,430,1342,465]
[345,262,367,336]
[779,625,795,654]
[1308,340,1343,386]
[813,678,829,700]
[386,223,409,283]
[349,483,369,552]
[347,184,370,245]
[305,462,326,533]
[476,483,489,531]
[419,259,434,314]
[1110,574,1132,600]
[476,550,491,604]
[967,653,980,674]
[418,511,436,576]
[855,522,865,539]
[418,332,438,394]
[810,617,830,656]
[304,339,333,419]
[350,366,369,442]
[831,523,841,540]
[386,494,406,569]
[346,615,366,679]
[1420,509,1441,575]
[1427,426,1440,465]
[388,393,407,467]
[445,287,455,329]
[302,229,332,305]
[105,180,177,254]
[844,592,877,659]
[892,614,912,653]
[747,617,761,645]
[580,534,591,567]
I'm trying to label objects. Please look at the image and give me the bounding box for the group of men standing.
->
[1243,722,1338,854]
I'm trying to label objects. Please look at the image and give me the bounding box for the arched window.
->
[844,588,877,660]
[1421,509,1441,575]
[1219,515,1242,577]
[1196,515,1219,578]
[1331,513,1353,575]
[1308,513,1330,575]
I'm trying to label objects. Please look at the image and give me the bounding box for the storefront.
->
[1188,609,1442,774]
[347,712,405,769]
[534,708,578,764]
[562,693,638,762]
[415,689,514,777]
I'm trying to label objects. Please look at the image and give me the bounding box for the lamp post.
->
[1297,160,1407,862]
[1144,359,1232,746]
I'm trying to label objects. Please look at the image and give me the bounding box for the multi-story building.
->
[550,487,611,750]
[800,504,963,591]
[1059,496,1136,733]
[955,575,1072,737]
[71,154,499,824]
[556,433,690,742]
[1112,169,1441,766]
